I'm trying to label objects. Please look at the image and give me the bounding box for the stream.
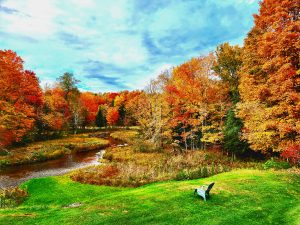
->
[0,134,123,189]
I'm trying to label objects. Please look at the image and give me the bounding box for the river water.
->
[0,135,123,188]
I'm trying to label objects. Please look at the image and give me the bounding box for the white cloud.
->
[0,0,259,92]
[1,0,62,38]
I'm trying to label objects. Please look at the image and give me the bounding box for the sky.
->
[0,0,259,92]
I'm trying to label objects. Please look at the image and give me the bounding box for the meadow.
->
[0,169,299,225]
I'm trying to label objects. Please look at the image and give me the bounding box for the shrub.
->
[263,158,292,170]
[132,140,161,153]
[0,159,9,167]
[175,170,189,181]
[71,130,261,188]
[188,168,203,179]
[0,149,9,156]
[201,166,209,177]
[204,153,210,161]
[31,151,47,161]
[281,145,300,166]
[0,187,28,208]
[101,165,119,178]
[103,152,114,161]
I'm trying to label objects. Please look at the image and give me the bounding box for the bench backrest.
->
[205,182,214,195]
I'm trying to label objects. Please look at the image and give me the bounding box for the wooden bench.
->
[194,182,214,201]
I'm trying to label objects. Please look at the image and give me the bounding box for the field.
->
[0,169,299,225]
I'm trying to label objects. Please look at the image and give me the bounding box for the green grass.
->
[0,169,299,225]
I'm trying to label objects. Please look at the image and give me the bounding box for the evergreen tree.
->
[223,109,249,159]
[117,104,126,126]
[96,106,107,128]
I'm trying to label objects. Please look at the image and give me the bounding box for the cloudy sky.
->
[0,0,259,92]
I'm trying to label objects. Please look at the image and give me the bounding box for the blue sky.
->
[0,0,259,92]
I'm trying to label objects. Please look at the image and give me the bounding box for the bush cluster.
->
[0,187,28,208]
[263,158,292,170]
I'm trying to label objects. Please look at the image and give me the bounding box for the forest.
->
[0,0,299,224]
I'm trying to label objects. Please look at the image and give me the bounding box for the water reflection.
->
[0,135,122,188]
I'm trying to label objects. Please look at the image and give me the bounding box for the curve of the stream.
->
[0,135,123,188]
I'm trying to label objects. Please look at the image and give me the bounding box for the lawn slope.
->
[0,169,299,225]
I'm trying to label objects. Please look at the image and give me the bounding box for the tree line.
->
[0,0,299,163]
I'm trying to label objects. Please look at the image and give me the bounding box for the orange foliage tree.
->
[123,90,145,126]
[237,0,300,153]
[41,87,70,131]
[0,50,43,147]
[106,107,119,126]
[165,54,229,150]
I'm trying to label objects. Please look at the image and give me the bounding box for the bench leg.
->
[199,192,206,201]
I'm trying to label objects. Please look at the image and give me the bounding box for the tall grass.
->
[71,130,262,187]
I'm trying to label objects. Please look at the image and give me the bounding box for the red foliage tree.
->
[105,92,119,106]
[281,145,300,165]
[80,92,104,125]
[0,50,43,147]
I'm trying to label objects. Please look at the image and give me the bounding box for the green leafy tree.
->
[57,72,79,101]
[57,72,81,133]
[213,43,243,103]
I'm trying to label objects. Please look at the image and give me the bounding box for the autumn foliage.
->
[0,0,299,162]
[237,0,300,153]
[106,107,119,126]
[0,50,43,147]
[40,87,69,131]
[165,55,229,149]
[281,145,300,165]
[80,92,105,125]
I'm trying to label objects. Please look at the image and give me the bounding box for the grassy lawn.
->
[0,169,299,225]
[0,133,109,167]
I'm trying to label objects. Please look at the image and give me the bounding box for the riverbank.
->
[0,169,299,225]
[71,130,262,187]
[0,133,109,167]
